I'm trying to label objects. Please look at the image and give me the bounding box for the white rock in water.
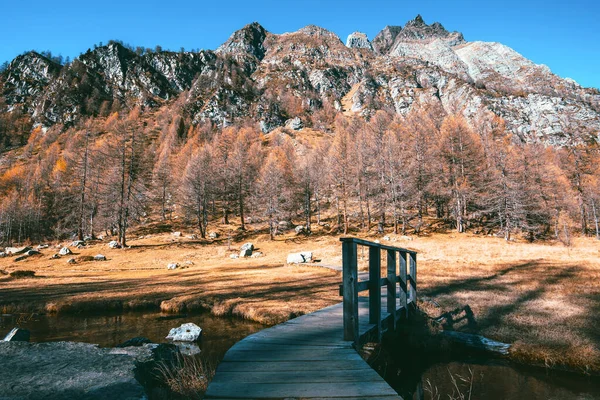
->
[287,251,313,264]
[167,263,179,270]
[58,247,72,255]
[346,32,373,50]
[166,323,202,342]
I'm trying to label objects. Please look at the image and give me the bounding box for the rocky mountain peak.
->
[345,32,373,50]
[216,22,268,61]
[3,51,62,108]
[372,25,402,54]
[397,15,464,44]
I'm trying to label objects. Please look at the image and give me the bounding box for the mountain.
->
[1,16,599,145]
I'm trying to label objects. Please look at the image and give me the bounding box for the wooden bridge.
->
[205,237,417,399]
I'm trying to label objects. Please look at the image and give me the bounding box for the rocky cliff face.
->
[1,16,599,144]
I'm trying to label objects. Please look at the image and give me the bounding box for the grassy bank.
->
[1,229,599,374]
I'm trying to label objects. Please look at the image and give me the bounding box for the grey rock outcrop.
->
[346,32,373,50]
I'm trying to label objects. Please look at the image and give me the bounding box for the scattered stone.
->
[295,225,305,234]
[0,252,6,258]
[250,252,263,258]
[383,236,391,241]
[208,232,219,239]
[71,240,85,247]
[67,258,76,264]
[172,231,182,237]
[287,251,313,264]
[25,250,40,256]
[374,239,381,244]
[116,337,152,348]
[36,244,49,250]
[186,234,198,240]
[183,260,194,266]
[94,254,106,261]
[108,241,121,249]
[240,242,254,257]
[2,328,30,342]
[50,254,60,260]
[84,235,93,241]
[165,322,202,342]
[399,235,413,241]
[230,254,239,259]
[167,263,179,270]
[59,247,72,256]
[14,255,28,262]
[278,220,291,230]
[5,246,32,255]
[285,117,303,130]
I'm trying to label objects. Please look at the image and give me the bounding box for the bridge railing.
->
[340,237,417,346]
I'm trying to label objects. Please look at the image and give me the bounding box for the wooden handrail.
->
[340,237,418,346]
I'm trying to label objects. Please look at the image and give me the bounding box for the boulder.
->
[59,247,72,255]
[240,242,254,257]
[287,251,313,264]
[15,255,28,262]
[0,341,153,399]
[230,254,239,259]
[208,232,219,239]
[167,263,179,270]
[108,241,121,249]
[25,250,40,256]
[295,225,305,234]
[278,220,291,230]
[250,252,264,258]
[172,231,182,237]
[71,240,85,247]
[383,236,391,241]
[183,260,194,266]
[0,252,6,258]
[165,322,202,342]
[285,117,304,130]
[67,258,76,264]
[94,254,106,261]
[2,327,30,342]
[50,254,60,259]
[84,235,93,241]
[5,246,32,255]
[36,244,49,250]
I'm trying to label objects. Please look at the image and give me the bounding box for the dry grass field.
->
[1,227,599,374]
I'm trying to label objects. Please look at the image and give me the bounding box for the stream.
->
[2,312,600,399]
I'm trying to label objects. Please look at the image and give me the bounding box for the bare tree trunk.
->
[592,198,600,240]
[77,130,89,240]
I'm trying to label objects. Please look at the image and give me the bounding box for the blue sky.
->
[1,0,599,88]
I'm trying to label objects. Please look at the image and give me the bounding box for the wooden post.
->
[369,246,381,340]
[399,251,408,318]
[342,240,359,343]
[409,253,417,306]
[386,249,397,328]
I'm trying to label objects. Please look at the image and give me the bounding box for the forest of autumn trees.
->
[0,102,599,247]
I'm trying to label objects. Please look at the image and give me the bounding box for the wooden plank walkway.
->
[204,298,403,399]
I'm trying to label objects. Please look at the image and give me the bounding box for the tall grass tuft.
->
[154,353,214,399]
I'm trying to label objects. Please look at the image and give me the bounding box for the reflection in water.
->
[402,360,600,400]
[0,311,264,364]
